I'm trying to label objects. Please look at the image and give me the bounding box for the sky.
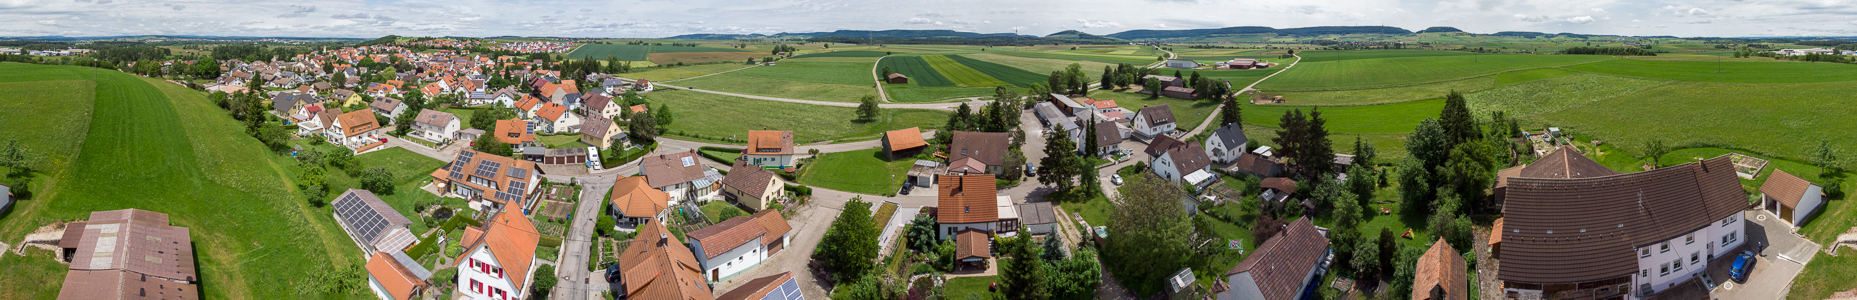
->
[4,0,1856,38]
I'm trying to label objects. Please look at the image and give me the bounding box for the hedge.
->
[539,236,563,248]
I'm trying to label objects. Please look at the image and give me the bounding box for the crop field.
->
[0,63,353,299]
[1293,50,1479,63]
[624,63,752,82]
[1463,73,1669,117]
[1530,81,1857,166]
[993,51,1156,64]
[1243,99,1445,134]
[791,50,890,59]
[674,74,875,102]
[947,55,1046,87]
[649,90,949,145]
[877,56,954,87]
[921,55,1011,87]
[886,85,995,103]
[1257,54,1613,90]
[722,57,876,86]
[1265,68,1576,106]
[959,52,1113,79]
[1562,59,1857,83]
[648,51,762,65]
[566,43,750,60]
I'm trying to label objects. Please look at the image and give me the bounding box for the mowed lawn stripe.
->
[948,55,1046,87]
[922,55,1009,87]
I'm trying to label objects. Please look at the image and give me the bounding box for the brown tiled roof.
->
[937,174,999,224]
[67,209,196,281]
[639,150,709,189]
[494,119,534,144]
[1261,177,1298,194]
[1144,134,1185,158]
[413,109,457,127]
[630,104,648,113]
[583,93,613,112]
[370,97,404,112]
[610,176,670,218]
[583,114,617,140]
[1225,217,1328,300]
[1164,139,1212,175]
[1093,121,1123,146]
[1493,165,1525,189]
[535,102,569,121]
[1413,238,1467,300]
[618,222,715,300]
[1236,154,1278,176]
[752,209,791,242]
[948,131,1010,166]
[1518,146,1619,179]
[721,161,778,201]
[887,73,908,79]
[1488,218,1504,246]
[58,269,200,300]
[687,217,764,259]
[884,127,927,152]
[337,110,380,137]
[442,149,539,205]
[366,251,427,300]
[949,157,987,174]
[1137,105,1176,127]
[1499,154,1743,284]
[715,272,794,300]
[454,211,541,289]
[1760,169,1813,208]
[955,229,991,260]
[745,131,795,155]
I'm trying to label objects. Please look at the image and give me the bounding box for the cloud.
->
[1514,14,1549,22]
[1565,16,1595,24]
[331,13,369,19]
[1076,19,1121,28]
[904,17,934,24]
[1591,8,1606,14]
[1156,23,1166,28]
[1688,8,1710,16]
[38,20,57,25]
[917,13,945,18]
[277,5,316,18]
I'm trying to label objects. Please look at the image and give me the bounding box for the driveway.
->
[549,172,617,300]
[710,204,837,300]
[1711,210,1817,300]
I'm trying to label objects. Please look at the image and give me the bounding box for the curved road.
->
[1181,53,1304,138]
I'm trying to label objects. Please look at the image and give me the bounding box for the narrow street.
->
[549,172,617,300]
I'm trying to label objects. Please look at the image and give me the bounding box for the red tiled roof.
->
[1261,177,1298,194]
[494,119,534,144]
[455,211,541,289]
[937,174,999,224]
[610,176,670,218]
[745,131,794,155]
[884,127,927,152]
[337,110,380,137]
[955,229,991,260]
[1760,169,1814,208]
[1413,238,1467,300]
[535,102,569,121]
[367,251,427,300]
[1518,146,1619,179]
[686,209,788,260]
[715,272,793,300]
[618,222,715,300]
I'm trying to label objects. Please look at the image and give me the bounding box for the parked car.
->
[1026,163,1037,177]
[899,181,914,195]
[1111,174,1123,185]
[1730,250,1756,283]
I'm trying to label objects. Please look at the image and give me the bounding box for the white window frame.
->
[1661,242,1671,253]
[1686,233,1695,245]
[1672,259,1683,271]
[1660,263,1670,276]
[1691,252,1700,265]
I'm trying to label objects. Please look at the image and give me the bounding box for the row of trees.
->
[1558,46,1658,56]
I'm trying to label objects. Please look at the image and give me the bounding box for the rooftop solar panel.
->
[459,150,475,165]
[475,161,502,178]
[333,193,388,244]
[507,181,527,194]
[507,167,528,179]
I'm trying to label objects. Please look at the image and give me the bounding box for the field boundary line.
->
[1256,57,1618,92]
[873,56,892,102]
[660,65,759,83]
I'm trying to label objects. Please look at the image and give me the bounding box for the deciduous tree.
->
[1106,174,1191,296]
[816,197,881,282]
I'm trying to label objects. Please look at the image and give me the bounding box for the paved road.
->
[621,78,988,110]
[550,172,618,300]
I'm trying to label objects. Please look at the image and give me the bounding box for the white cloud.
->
[1565,16,1595,24]
[1514,14,1549,22]
[38,20,57,25]
[1591,8,1606,14]
[905,17,934,24]
[1156,23,1167,28]
[1688,8,1709,16]
[1076,19,1122,28]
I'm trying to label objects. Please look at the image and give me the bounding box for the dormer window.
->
[964,206,970,213]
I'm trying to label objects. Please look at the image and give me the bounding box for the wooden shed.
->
[887,73,909,84]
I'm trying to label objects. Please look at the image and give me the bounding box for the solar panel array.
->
[760,277,805,300]
[507,181,527,195]
[448,161,466,180]
[459,150,476,165]
[494,191,520,202]
[475,160,503,178]
[507,167,527,179]
[333,193,390,244]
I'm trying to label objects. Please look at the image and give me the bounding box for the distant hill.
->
[1044,30,1123,42]
[1106,26,1413,40]
[1417,27,1465,34]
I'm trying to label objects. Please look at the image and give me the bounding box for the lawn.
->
[1529,81,1857,166]
[797,148,914,195]
[1256,53,1613,90]
[0,63,355,299]
[626,63,754,82]
[699,201,749,223]
[1562,59,1857,83]
[942,275,999,299]
[878,56,954,87]
[440,107,481,129]
[651,90,949,145]
[537,133,586,148]
[1084,90,1220,132]
[922,55,1011,87]
[697,147,743,164]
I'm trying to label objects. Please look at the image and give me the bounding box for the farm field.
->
[790,50,890,59]
[959,52,1113,79]
[623,63,752,82]
[648,51,762,65]
[947,55,1046,87]
[1264,68,1583,106]
[673,74,875,102]
[1181,68,1278,88]
[1243,99,1445,134]
[566,43,750,60]
[878,56,954,87]
[0,63,354,299]
[886,85,995,103]
[0,80,95,172]
[1462,73,1669,117]
[722,57,878,86]
[921,55,1011,87]
[649,90,949,145]
[1561,59,1857,83]
[1257,53,1613,90]
[992,51,1156,64]
[1292,49,1479,63]
[1529,81,1857,166]
[799,148,916,199]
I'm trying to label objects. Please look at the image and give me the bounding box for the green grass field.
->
[626,63,754,82]
[1243,100,1444,134]
[567,44,749,60]
[1464,73,1669,117]
[886,85,995,103]
[993,51,1156,64]
[1258,54,1613,90]
[947,55,1046,87]
[1562,59,1857,83]
[942,275,999,299]
[0,63,355,299]
[1529,81,1857,166]
[1293,49,1478,63]
[789,50,889,59]
[798,148,913,195]
[650,90,949,145]
[921,55,1011,87]
[672,75,874,103]
[878,56,954,87]
[724,57,878,86]
[960,52,1113,79]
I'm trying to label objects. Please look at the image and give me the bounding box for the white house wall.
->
[457,246,520,300]
[939,222,995,240]
[1151,154,1182,183]
[1633,212,1743,294]
[693,236,768,282]
[1219,272,1266,300]
[1796,186,1824,226]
